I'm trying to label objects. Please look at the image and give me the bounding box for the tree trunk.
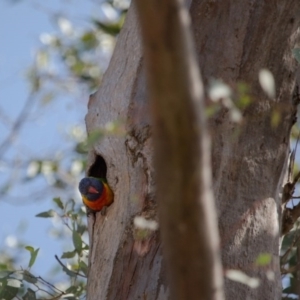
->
[135,0,223,299]
[85,5,164,299]
[85,1,300,299]
[190,1,300,299]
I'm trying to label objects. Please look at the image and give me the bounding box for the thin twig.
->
[0,93,36,159]
[37,276,66,294]
[54,255,86,278]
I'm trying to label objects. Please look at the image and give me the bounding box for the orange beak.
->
[88,186,99,194]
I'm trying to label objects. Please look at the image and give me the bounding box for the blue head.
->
[78,177,104,201]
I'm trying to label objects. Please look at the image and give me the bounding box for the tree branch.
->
[135,1,224,299]
[54,255,86,278]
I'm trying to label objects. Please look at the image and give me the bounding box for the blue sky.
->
[0,0,103,279]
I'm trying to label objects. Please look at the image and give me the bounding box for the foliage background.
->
[0,0,127,298]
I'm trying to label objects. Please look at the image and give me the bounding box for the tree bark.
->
[190,1,300,299]
[85,1,300,299]
[85,5,164,300]
[135,0,223,299]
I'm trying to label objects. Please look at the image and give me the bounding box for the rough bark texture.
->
[85,6,165,300]
[135,1,223,299]
[85,1,300,300]
[190,1,300,299]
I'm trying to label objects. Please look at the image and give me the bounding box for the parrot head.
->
[78,177,104,201]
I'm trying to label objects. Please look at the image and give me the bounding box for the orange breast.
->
[82,182,114,211]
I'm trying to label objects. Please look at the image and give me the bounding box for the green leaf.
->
[93,20,122,36]
[82,244,89,251]
[292,48,300,63]
[288,248,297,266]
[0,284,19,300]
[77,224,87,235]
[271,109,281,127]
[23,270,37,284]
[79,261,88,276]
[69,212,78,221]
[0,263,8,270]
[80,31,98,50]
[66,199,76,212]
[25,246,39,268]
[22,288,36,300]
[35,210,55,218]
[63,296,77,300]
[255,253,272,266]
[65,283,85,297]
[53,197,64,209]
[65,285,78,294]
[86,130,103,148]
[0,278,21,300]
[25,246,34,253]
[61,251,77,259]
[72,231,82,253]
[61,265,77,278]
[75,141,88,154]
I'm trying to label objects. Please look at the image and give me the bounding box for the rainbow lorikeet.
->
[78,177,114,212]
